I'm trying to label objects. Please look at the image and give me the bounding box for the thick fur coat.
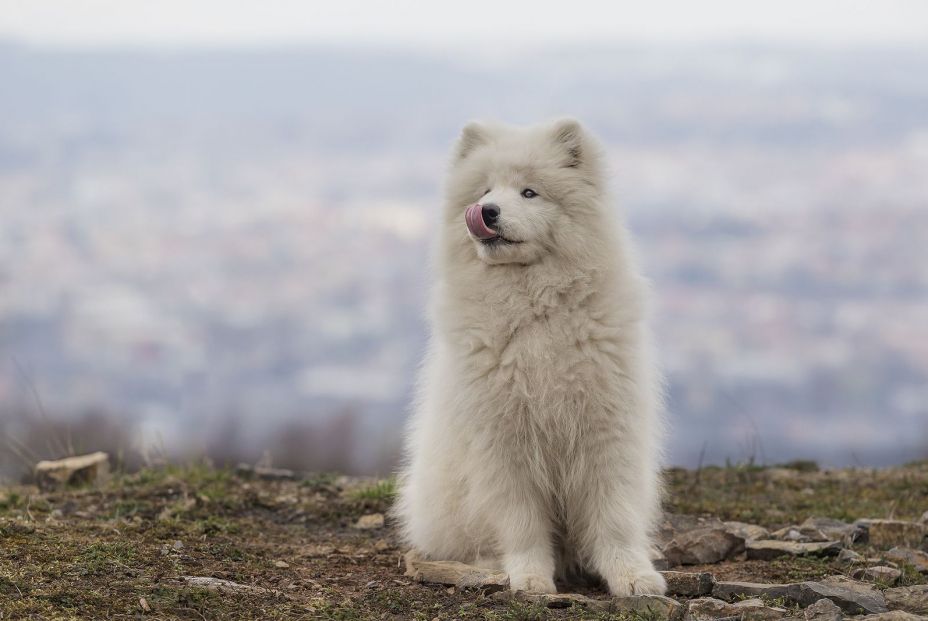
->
[394,119,666,595]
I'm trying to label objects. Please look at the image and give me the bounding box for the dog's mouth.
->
[479,235,522,246]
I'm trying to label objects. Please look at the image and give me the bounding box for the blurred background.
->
[1,1,927,480]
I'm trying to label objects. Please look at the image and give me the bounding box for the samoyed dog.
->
[394,119,665,596]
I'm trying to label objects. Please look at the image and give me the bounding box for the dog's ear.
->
[550,118,585,168]
[456,122,488,160]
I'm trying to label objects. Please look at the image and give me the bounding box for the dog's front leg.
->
[484,474,557,593]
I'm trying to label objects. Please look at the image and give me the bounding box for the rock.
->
[662,527,745,565]
[746,540,841,560]
[885,547,928,573]
[611,595,684,620]
[353,513,384,529]
[851,566,901,585]
[919,511,928,525]
[235,463,297,481]
[855,613,924,621]
[836,549,864,565]
[724,521,771,542]
[138,597,151,612]
[662,570,715,597]
[861,520,926,550]
[795,578,887,615]
[180,576,274,595]
[804,598,843,621]
[685,596,786,620]
[403,551,509,592]
[35,452,110,489]
[273,560,290,569]
[712,580,795,602]
[799,517,865,545]
[772,526,808,541]
[884,584,928,615]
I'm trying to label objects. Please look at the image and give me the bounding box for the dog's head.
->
[444,118,606,266]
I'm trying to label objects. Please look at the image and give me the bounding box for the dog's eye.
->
[521,188,537,199]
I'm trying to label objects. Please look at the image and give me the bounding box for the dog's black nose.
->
[481,203,500,228]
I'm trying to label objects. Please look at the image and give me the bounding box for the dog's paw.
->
[605,565,666,597]
[509,573,557,594]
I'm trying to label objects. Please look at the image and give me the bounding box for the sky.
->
[3,0,928,48]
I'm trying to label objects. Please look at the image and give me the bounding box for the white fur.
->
[394,119,666,596]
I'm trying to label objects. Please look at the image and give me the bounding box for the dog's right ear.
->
[455,122,488,160]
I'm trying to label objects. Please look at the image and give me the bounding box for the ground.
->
[1,461,926,620]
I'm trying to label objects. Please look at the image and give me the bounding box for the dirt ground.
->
[1,461,926,620]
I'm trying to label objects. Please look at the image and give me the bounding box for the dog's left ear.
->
[550,118,585,168]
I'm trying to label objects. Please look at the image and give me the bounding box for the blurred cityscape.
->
[1,42,927,479]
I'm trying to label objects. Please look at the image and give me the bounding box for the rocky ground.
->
[1,459,927,620]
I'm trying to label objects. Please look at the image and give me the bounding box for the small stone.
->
[795,578,887,615]
[235,463,297,480]
[661,570,714,596]
[686,596,786,620]
[862,520,926,550]
[403,551,509,592]
[661,527,745,565]
[611,594,683,620]
[373,539,390,552]
[918,511,928,525]
[139,597,151,612]
[35,452,110,489]
[274,560,290,569]
[353,513,385,529]
[515,592,610,611]
[746,539,842,560]
[799,517,866,545]
[712,580,794,602]
[884,584,928,615]
[179,576,274,595]
[851,566,901,585]
[723,521,770,542]
[172,540,184,551]
[885,547,928,573]
[804,598,844,621]
[836,549,865,565]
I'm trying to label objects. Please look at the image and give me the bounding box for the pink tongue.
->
[465,203,498,239]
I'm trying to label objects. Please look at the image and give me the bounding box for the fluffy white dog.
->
[394,119,665,596]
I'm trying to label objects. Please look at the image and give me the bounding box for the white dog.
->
[394,119,665,596]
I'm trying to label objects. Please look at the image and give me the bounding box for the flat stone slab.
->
[234,463,297,480]
[685,596,786,620]
[884,584,928,616]
[746,539,842,560]
[885,547,928,573]
[403,551,508,592]
[795,578,887,615]
[35,452,110,489]
[662,570,715,596]
[860,520,926,549]
[712,580,795,602]
[179,576,277,596]
[855,613,924,621]
[851,566,901,585]
[723,521,770,542]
